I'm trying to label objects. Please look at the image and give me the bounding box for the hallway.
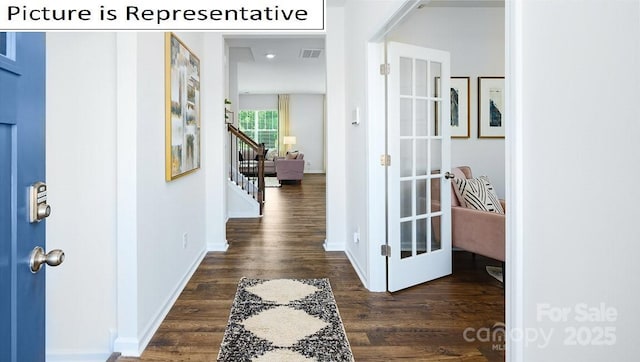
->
[118,174,505,361]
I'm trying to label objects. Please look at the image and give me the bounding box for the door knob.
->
[29,246,65,273]
[444,172,455,179]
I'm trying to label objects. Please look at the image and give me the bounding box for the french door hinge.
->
[379,63,390,75]
[380,154,391,166]
[381,244,391,257]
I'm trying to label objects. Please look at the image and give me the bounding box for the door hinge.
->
[381,244,391,257]
[380,154,391,166]
[379,63,390,75]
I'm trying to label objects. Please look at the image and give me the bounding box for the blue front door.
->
[0,32,47,362]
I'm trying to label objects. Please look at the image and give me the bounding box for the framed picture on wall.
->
[478,77,505,138]
[435,77,470,138]
[165,32,201,181]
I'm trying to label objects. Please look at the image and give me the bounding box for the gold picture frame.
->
[165,32,201,181]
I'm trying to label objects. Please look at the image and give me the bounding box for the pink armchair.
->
[432,166,505,262]
[276,152,305,182]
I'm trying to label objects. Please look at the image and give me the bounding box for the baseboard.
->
[208,239,229,251]
[305,170,325,174]
[227,211,261,218]
[46,350,111,362]
[112,337,139,357]
[139,248,206,353]
[323,238,344,251]
[115,248,207,357]
[345,248,370,291]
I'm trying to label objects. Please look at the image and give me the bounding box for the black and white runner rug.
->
[218,278,354,361]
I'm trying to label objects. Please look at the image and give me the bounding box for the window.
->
[0,32,15,60]
[238,110,279,151]
[0,32,7,57]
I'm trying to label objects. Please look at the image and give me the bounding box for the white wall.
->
[134,32,208,346]
[239,94,278,110]
[324,4,348,252]
[289,94,325,173]
[342,0,412,290]
[46,33,118,361]
[515,1,640,359]
[204,33,231,249]
[46,31,225,360]
[237,61,326,94]
[389,6,506,197]
[228,46,239,116]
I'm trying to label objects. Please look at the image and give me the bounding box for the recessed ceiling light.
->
[265,53,276,59]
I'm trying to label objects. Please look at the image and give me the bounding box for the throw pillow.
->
[453,176,504,214]
[286,151,299,160]
[265,149,278,161]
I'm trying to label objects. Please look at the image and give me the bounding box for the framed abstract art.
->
[165,32,201,181]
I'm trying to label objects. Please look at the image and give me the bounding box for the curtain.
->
[278,94,290,156]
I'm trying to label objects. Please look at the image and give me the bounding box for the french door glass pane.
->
[430,61,442,98]
[400,57,413,96]
[432,101,441,137]
[416,218,428,255]
[400,181,412,218]
[430,181,441,213]
[400,140,413,177]
[416,139,428,176]
[431,216,442,251]
[400,98,412,137]
[416,179,427,215]
[416,99,428,137]
[415,59,428,97]
[430,139,442,172]
[400,221,413,259]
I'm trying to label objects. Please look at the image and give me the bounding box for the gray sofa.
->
[239,149,279,176]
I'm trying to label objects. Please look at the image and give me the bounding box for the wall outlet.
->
[353,226,360,244]
[182,232,188,249]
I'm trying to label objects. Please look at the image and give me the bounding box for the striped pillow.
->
[453,176,504,214]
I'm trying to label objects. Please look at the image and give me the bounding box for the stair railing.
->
[227,124,265,214]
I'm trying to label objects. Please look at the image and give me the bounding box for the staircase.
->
[228,124,265,215]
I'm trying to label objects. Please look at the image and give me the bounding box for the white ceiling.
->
[227,37,325,65]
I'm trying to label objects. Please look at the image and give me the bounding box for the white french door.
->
[386,42,452,292]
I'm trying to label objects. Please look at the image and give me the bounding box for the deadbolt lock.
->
[30,182,51,223]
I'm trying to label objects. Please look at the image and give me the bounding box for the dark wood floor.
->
[118,174,505,361]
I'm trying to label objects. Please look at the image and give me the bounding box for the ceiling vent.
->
[300,48,323,59]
